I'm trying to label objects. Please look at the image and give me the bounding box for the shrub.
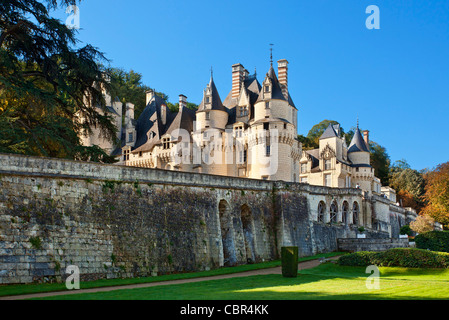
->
[400,225,412,236]
[338,251,381,267]
[338,248,449,269]
[415,231,449,253]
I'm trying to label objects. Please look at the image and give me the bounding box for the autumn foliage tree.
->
[410,215,435,234]
[422,162,449,228]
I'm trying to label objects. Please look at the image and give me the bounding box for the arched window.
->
[342,201,349,225]
[353,202,360,225]
[318,201,326,223]
[330,201,338,223]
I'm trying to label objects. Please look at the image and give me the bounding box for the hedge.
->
[338,248,449,269]
[415,231,449,253]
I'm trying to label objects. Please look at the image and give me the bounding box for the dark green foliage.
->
[0,0,116,162]
[338,251,381,267]
[281,246,298,277]
[338,248,449,268]
[29,236,43,250]
[415,231,449,253]
[400,225,412,236]
[369,141,391,186]
[106,67,198,120]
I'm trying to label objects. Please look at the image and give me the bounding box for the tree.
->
[389,166,425,212]
[107,68,151,120]
[397,189,419,209]
[422,162,449,228]
[410,215,435,234]
[369,141,391,186]
[107,67,198,119]
[0,0,116,162]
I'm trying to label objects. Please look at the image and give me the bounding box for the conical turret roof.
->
[348,127,370,153]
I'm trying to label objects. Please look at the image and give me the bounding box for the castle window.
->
[266,145,271,157]
[123,149,130,161]
[162,138,170,150]
[239,106,248,117]
[318,201,325,223]
[330,201,338,223]
[265,101,270,109]
[235,126,243,138]
[128,132,133,143]
[263,123,269,131]
[325,159,332,170]
[342,201,349,225]
[205,112,210,120]
[139,152,143,158]
[265,85,270,93]
[353,202,360,225]
[205,97,210,103]
[301,163,307,173]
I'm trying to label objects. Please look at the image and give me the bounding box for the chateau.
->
[83,57,399,200]
[0,60,419,284]
[83,59,301,182]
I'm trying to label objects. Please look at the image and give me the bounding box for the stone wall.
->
[0,153,399,284]
[337,238,410,252]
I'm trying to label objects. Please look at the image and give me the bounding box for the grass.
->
[32,263,449,300]
[0,252,342,298]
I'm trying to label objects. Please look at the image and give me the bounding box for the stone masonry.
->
[0,153,407,284]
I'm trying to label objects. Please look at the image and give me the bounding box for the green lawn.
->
[0,252,342,298]
[31,263,449,300]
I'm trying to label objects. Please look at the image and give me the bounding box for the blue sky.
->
[54,0,449,171]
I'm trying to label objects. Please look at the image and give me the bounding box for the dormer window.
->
[205,112,210,120]
[239,106,248,117]
[128,132,133,143]
[162,137,170,150]
[206,97,210,103]
[265,85,270,93]
[265,102,270,109]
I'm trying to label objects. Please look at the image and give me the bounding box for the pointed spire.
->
[269,44,274,67]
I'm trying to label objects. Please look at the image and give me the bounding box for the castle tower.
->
[248,62,300,182]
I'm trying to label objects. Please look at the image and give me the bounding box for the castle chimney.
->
[232,63,245,99]
[277,59,289,99]
[146,89,154,106]
[179,94,187,110]
[125,102,134,122]
[363,130,370,146]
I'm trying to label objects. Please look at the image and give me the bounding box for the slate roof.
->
[320,123,339,140]
[348,128,370,153]
[197,77,226,112]
[132,95,178,153]
[256,65,287,103]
